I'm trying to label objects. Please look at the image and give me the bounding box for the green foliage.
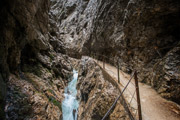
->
[47,89,56,96]
[49,53,55,61]
[48,96,62,111]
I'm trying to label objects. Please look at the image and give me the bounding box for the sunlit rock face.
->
[58,0,180,104]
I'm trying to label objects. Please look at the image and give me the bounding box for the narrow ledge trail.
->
[94,58,180,120]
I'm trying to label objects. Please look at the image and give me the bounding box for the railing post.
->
[117,61,120,84]
[134,71,142,120]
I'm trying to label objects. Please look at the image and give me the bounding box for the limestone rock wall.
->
[77,57,128,120]
[0,0,179,119]
[0,0,73,119]
[58,0,180,104]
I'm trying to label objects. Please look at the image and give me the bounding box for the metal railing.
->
[90,53,142,120]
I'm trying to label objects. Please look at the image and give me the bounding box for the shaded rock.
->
[0,1,75,119]
[5,68,64,120]
[152,46,180,104]
[57,0,180,104]
[0,74,6,119]
[77,57,128,120]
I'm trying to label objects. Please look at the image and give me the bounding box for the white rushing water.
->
[62,70,79,120]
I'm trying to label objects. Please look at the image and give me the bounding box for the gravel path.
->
[95,59,180,120]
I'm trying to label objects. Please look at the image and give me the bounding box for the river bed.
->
[62,70,79,120]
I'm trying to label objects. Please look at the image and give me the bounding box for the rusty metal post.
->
[117,61,120,84]
[134,71,142,120]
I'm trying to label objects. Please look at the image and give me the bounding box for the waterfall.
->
[62,70,79,120]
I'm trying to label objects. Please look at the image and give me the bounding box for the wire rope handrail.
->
[101,71,135,120]
[93,56,137,101]
[92,53,135,84]
[90,53,142,120]
[129,90,137,106]
[92,53,116,64]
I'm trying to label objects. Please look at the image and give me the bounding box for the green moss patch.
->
[47,89,56,96]
[48,96,62,111]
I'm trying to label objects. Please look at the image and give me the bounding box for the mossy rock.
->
[22,63,43,77]
[48,96,62,111]
[47,89,56,96]
[24,74,42,92]
[48,53,55,61]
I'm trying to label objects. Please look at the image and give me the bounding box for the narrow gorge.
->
[0,0,179,120]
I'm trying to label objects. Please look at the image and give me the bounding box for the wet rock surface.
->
[57,0,180,104]
[77,57,128,120]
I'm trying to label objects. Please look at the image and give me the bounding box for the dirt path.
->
[95,59,180,120]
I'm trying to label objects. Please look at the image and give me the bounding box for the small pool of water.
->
[62,70,79,120]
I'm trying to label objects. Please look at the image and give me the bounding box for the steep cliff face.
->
[0,0,50,74]
[77,57,128,120]
[58,0,180,104]
[118,0,180,104]
[0,0,73,119]
[55,0,130,57]
[0,0,179,119]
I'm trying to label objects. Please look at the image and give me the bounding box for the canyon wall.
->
[77,57,129,120]
[0,0,179,119]
[0,0,72,119]
[58,0,180,104]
